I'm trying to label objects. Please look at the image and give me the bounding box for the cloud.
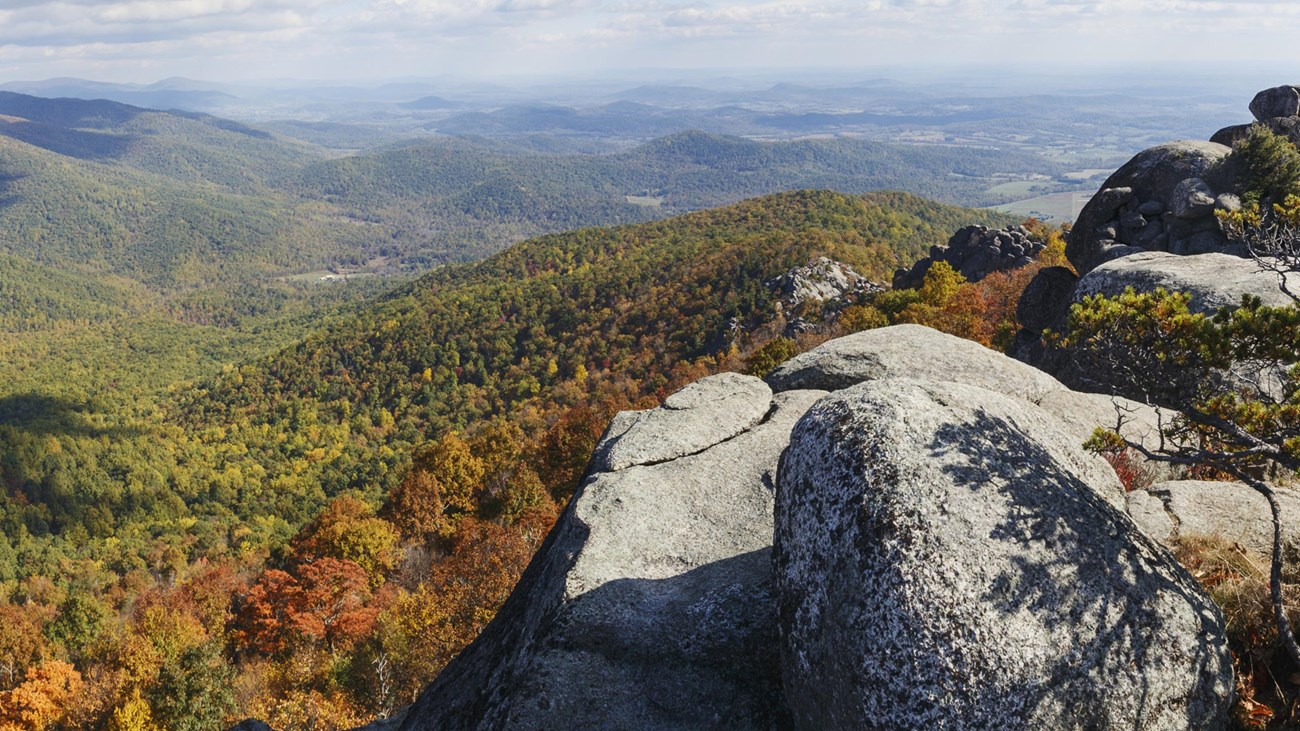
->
[0,0,1297,81]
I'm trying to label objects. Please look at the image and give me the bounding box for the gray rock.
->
[1127,480,1300,563]
[1250,85,1300,122]
[1215,193,1242,212]
[1172,231,1234,256]
[1139,199,1167,216]
[1135,218,1166,248]
[1067,142,1236,275]
[227,723,274,731]
[1029,389,1164,452]
[1016,266,1078,334]
[1169,177,1216,219]
[774,378,1232,731]
[399,385,828,731]
[1213,117,1300,148]
[1073,251,1294,315]
[766,324,1065,404]
[767,257,881,310]
[894,224,1042,290]
[1210,123,1253,147]
[590,373,772,472]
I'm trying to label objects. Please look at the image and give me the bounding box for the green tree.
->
[44,594,110,662]
[1057,286,1300,666]
[148,641,235,731]
[1235,125,1300,207]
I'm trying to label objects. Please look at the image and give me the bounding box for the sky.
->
[0,0,1299,84]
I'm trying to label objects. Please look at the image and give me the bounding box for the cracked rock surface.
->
[775,378,1232,731]
[590,372,773,473]
[398,383,825,731]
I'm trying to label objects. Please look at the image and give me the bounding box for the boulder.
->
[766,324,1064,403]
[1066,141,1237,275]
[1016,265,1078,334]
[398,382,827,730]
[1169,177,1216,219]
[1250,85,1300,122]
[1072,251,1294,315]
[1127,480,1300,562]
[1212,116,1300,148]
[1028,388,1164,452]
[774,378,1233,731]
[590,373,772,472]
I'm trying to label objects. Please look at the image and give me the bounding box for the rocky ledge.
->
[390,325,1234,731]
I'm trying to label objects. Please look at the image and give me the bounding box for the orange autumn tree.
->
[0,660,84,731]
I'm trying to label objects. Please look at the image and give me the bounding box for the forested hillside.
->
[0,189,1018,728]
[290,131,1061,264]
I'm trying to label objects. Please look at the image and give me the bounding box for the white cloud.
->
[0,0,1297,81]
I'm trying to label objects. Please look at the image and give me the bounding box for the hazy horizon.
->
[2,1,1299,87]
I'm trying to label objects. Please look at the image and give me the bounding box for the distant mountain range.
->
[0,91,1063,311]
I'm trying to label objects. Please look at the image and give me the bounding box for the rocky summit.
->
[390,325,1234,730]
[1012,84,1300,378]
[893,223,1045,290]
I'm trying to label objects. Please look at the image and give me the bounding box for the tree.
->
[1054,129,1300,674]
[106,689,160,731]
[290,496,399,586]
[147,641,235,731]
[0,660,84,731]
[231,569,302,656]
[1059,286,1300,668]
[291,558,377,655]
[382,433,485,541]
[0,603,50,690]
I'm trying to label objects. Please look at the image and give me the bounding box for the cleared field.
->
[989,190,1091,223]
[1063,168,1113,180]
[625,195,665,207]
[985,180,1044,197]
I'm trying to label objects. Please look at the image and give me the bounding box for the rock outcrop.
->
[1064,141,1240,278]
[765,324,1162,472]
[775,378,1233,730]
[399,374,825,730]
[1014,85,1300,379]
[1072,251,1295,315]
[393,325,1232,731]
[767,257,883,310]
[1128,480,1300,562]
[766,323,1064,401]
[1213,85,1300,147]
[893,224,1044,290]
[1015,251,1297,399]
[590,372,773,472]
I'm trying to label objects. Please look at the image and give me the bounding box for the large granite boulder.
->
[1212,115,1300,148]
[774,378,1233,730]
[1066,141,1239,276]
[398,375,826,730]
[1250,85,1300,122]
[1072,250,1295,315]
[766,324,1064,402]
[1128,480,1300,563]
[766,324,1160,462]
